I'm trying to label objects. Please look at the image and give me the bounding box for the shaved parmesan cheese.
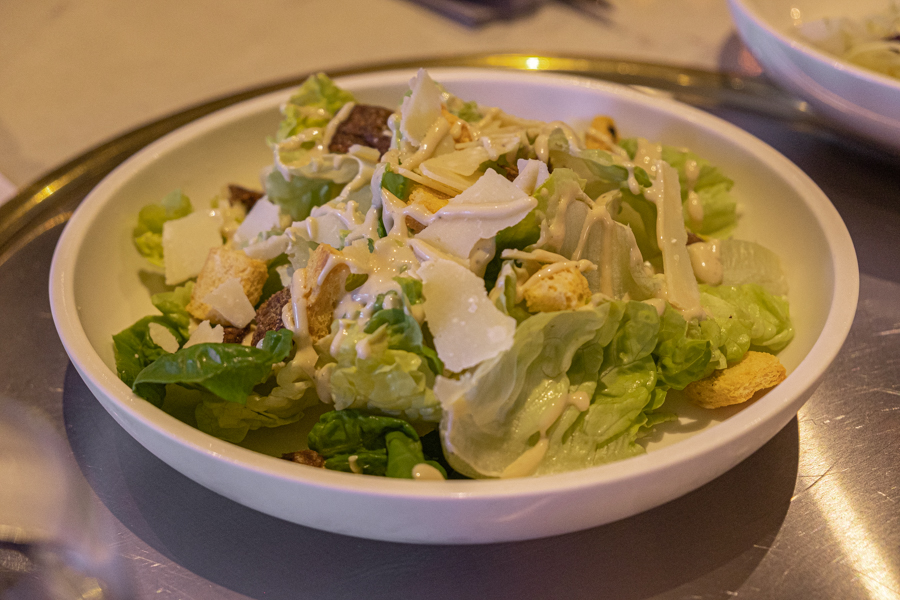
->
[202,277,256,328]
[644,161,703,319]
[148,322,179,353]
[162,211,224,285]
[184,320,225,348]
[513,159,550,195]
[419,146,491,192]
[243,233,289,261]
[414,169,537,262]
[419,259,515,372]
[234,198,281,244]
[400,69,443,146]
[421,146,490,178]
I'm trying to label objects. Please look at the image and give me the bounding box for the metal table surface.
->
[1,56,898,600]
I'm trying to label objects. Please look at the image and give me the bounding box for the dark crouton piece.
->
[251,287,292,346]
[228,184,264,211]
[223,325,249,344]
[282,450,326,468]
[328,104,394,156]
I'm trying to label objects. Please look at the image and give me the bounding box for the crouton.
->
[405,185,452,233]
[186,247,268,324]
[685,351,787,409]
[281,449,325,468]
[585,115,619,151]
[522,265,592,313]
[304,244,350,342]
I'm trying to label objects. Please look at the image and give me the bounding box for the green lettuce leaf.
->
[132,190,192,266]
[194,385,316,444]
[381,167,413,201]
[436,301,686,478]
[132,329,293,406]
[113,316,188,394]
[701,283,794,354]
[264,169,343,222]
[308,409,445,478]
[328,321,441,422]
[653,306,712,389]
[364,298,443,376]
[150,282,194,338]
[275,73,356,142]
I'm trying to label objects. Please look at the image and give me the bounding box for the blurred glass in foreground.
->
[0,399,134,599]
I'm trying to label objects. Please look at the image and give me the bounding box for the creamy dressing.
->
[411,463,445,481]
[687,240,723,285]
[500,248,571,264]
[539,180,589,251]
[633,138,663,179]
[500,389,592,478]
[318,102,356,151]
[533,121,584,163]
[401,116,451,171]
[348,455,363,474]
[643,161,705,320]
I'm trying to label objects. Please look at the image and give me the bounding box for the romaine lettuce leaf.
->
[328,321,441,422]
[701,283,794,353]
[437,303,664,478]
[619,139,738,238]
[308,409,445,478]
[364,297,443,376]
[275,73,356,143]
[149,281,194,338]
[113,316,188,394]
[132,329,293,406]
[194,385,316,444]
[654,306,712,389]
[264,169,343,221]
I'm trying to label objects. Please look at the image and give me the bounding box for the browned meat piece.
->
[223,325,249,344]
[328,105,394,156]
[282,450,325,468]
[251,287,292,346]
[228,184,264,211]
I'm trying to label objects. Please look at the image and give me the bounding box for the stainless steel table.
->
[2,56,898,600]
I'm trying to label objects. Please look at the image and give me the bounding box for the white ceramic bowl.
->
[49,68,858,544]
[729,0,900,153]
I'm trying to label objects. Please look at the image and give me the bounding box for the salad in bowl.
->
[114,69,794,482]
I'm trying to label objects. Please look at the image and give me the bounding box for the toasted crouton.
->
[685,351,787,409]
[304,244,350,341]
[405,185,451,233]
[187,247,267,324]
[585,115,619,151]
[523,266,592,313]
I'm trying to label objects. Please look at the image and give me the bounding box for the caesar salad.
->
[114,69,793,481]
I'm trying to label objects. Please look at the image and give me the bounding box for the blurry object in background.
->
[794,4,900,80]
[0,399,134,599]
[0,174,16,208]
[407,0,612,26]
[408,0,544,26]
[729,0,900,155]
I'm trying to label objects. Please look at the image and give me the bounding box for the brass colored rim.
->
[0,52,810,263]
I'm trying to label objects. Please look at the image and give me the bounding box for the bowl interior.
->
[49,69,856,541]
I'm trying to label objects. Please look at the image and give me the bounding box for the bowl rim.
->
[728,0,900,94]
[48,66,859,504]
